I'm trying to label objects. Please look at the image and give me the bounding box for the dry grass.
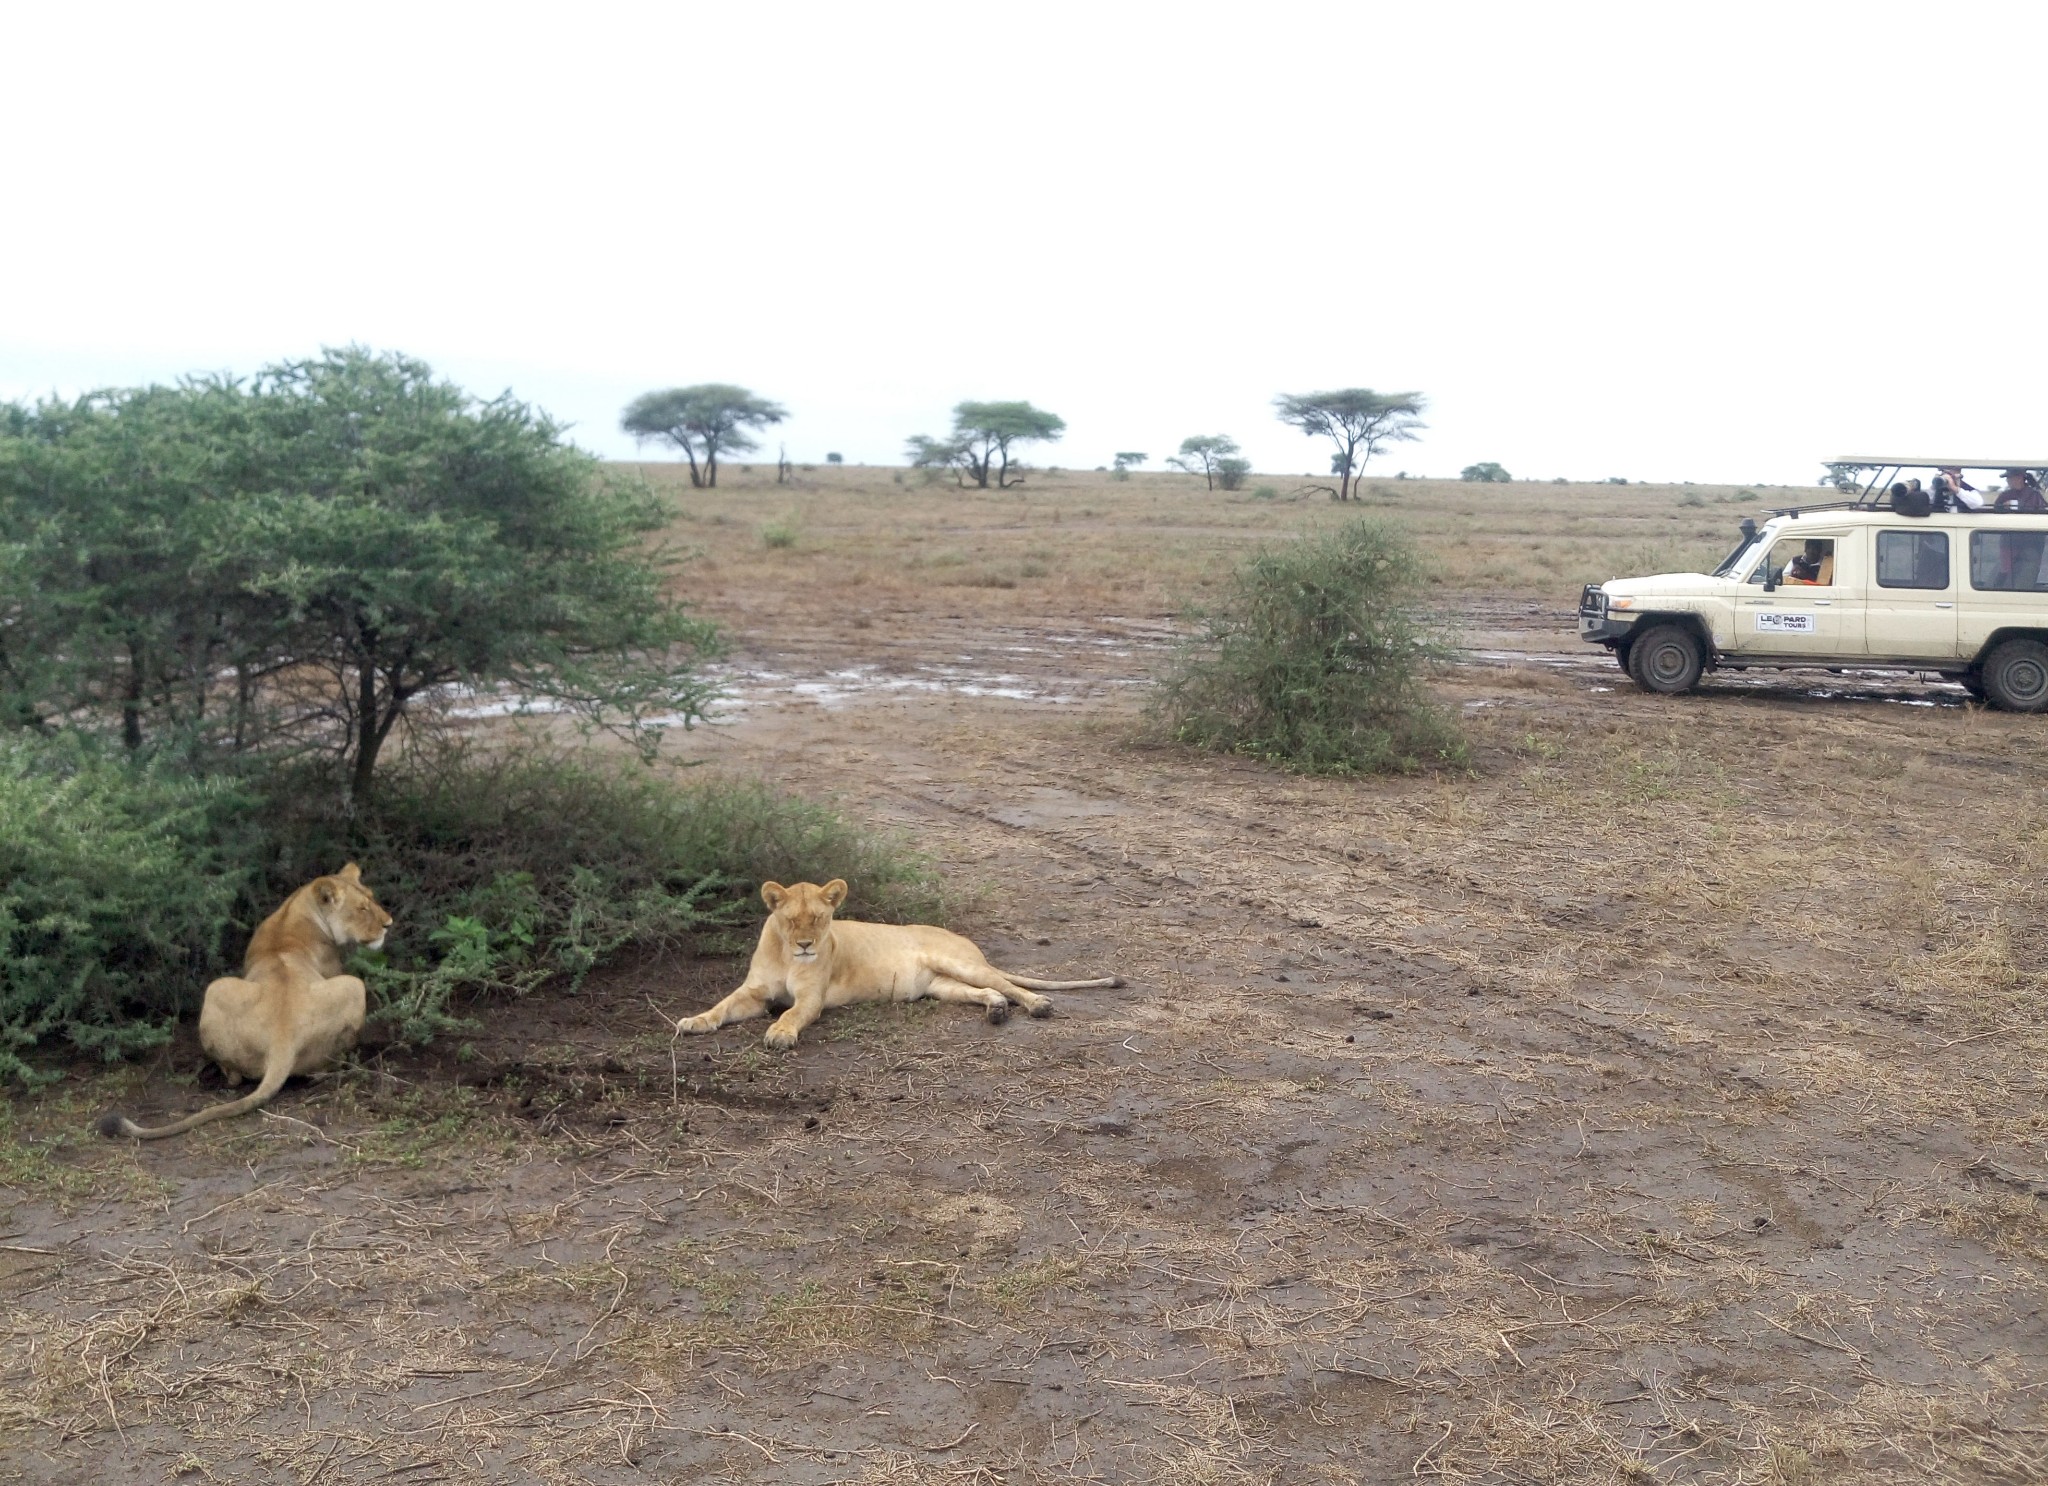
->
[645,461,1765,620]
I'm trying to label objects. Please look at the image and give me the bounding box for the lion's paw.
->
[986,1001,1011,1026]
[764,1024,800,1050]
[1027,1000,1055,1019]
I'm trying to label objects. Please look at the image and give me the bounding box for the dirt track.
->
[7,494,2048,1482]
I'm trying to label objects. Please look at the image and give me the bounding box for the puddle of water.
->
[441,686,571,720]
[709,661,1100,713]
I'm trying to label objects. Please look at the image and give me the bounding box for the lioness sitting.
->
[98,864,392,1141]
[676,880,1121,1048]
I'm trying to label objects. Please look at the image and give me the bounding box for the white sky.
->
[4,1,2043,485]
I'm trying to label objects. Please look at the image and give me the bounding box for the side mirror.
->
[1762,570,1778,592]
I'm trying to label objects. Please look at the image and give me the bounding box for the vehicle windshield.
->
[1712,525,1771,578]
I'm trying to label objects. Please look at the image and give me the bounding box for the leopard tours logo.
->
[1754,612,1817,633]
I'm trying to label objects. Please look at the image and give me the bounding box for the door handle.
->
[1813,600,1831,606]
[1935,602,1955,609]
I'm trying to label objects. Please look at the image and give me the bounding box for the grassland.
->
[4,464,2044,1485]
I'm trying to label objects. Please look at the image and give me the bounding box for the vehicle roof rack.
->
[1825,457,2048,506]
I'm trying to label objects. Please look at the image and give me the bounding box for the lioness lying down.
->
[676,880,1121,1048]
[98,864,391,1141]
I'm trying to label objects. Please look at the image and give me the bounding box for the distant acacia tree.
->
[1821,462,1873,492]
[1166,434,1241,491]
[906,401,1065,488]
[1216,457,1251,491]
[621,384,787,489]
[1112,451,1147,482]
[1461,462,1510,483]
[1273,390,1426,501]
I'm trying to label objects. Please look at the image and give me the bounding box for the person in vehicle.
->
[1783,538,1831,584]
[1995,469,2047,513]
[1933,468,1984,510]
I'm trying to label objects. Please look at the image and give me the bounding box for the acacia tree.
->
[907,401,1064,488]
[0,377,278,746]
[1,350,722,804]
[621,384,787,488]
[1273,390,1426,501]
[255,352,720,802]
[1166,434,1241,491]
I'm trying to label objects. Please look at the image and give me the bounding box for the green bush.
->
[1152,520,1466,776]
[0,738,942,1079]
[0,737,259,1082]
[761,521,799,549]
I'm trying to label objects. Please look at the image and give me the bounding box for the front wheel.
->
[1626,625,1704,695]
[1983,639,2048,712]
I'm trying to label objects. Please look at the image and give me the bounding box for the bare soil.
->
[5,472,2047,1484]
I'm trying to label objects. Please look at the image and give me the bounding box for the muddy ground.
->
[6,481,2048,1484]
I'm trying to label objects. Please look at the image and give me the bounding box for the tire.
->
[1613,642,1633,677]
[1626,624,1704,695]
[1982,639,2048,712]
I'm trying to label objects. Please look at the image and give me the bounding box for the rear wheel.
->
[1626,624,1704,695]
[1983,639,2048,712]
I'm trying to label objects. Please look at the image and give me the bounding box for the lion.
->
[97,864,391,1141]
[674,879,1121,1049]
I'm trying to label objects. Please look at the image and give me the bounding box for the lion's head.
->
[314,863,393,951]
[760,879,847,964]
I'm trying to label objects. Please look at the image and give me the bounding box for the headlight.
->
[1608,597,1635,610]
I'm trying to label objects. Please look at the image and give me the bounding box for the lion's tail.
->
[995,972,1124,992]
[96,1058,292,1142]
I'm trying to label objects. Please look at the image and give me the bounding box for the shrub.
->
[326,753,942,1045]
[0,737,941,1079]
[1152,520,1466,776]
[1216,457,1251,491]
[0,736,259,1081]
[1460,462,1511,483]
[1251,485,1280,501]
[762,521,799,549]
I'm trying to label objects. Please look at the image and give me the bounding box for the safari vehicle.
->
[1579,457,2048,710]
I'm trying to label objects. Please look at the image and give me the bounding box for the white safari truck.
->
[1579,457,2048,710]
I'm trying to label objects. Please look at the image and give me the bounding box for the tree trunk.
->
[122,638,145,751]
[683,445,705,489]
[350,658,382,804]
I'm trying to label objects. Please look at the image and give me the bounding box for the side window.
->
[1875,530,1949,590]
[1750,536,1837,586]
[1969,531,2048,592]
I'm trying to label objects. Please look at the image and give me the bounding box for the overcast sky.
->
[4,2,2043,485]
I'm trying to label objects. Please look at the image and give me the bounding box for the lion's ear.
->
[821,879,848,908]
[761,882,787,909]
[315,882,338,906]
[339,862,362,881]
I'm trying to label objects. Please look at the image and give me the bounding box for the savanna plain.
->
[5,468,2047,1485]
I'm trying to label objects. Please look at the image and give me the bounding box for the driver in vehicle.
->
[1783,539,1831,584]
